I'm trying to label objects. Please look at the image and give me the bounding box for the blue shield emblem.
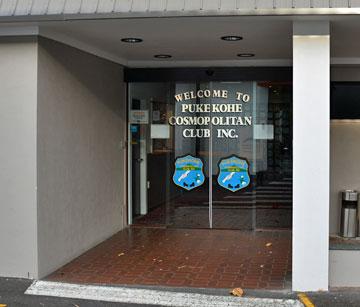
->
[217,156,250,192]
[173,155,205,191]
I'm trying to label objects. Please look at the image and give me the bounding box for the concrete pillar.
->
[292,21,330,291]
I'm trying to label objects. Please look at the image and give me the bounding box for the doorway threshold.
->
[25,280,302,307]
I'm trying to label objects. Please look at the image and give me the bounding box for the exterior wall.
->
[330,121,360,235]
[37,37,127,278]
[330,250,360,287]
[330,67,360,235]
[0,37,38,278]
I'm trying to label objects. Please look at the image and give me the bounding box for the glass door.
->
[128,80,292,230]
[128,82,210,228]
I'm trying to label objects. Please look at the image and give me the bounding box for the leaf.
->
[230,287,244,297]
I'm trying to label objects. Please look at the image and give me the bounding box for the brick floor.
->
[47,228,292,289]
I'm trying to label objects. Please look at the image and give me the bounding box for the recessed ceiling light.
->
[154,54,172,59]
[237,53,255,57]
[221,35,243,41]
[121,37,143,43]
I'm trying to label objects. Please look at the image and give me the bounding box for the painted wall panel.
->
[166,0,185,11]
[114,0,132,12]
[37,37,127,278]
[79,0,99,13]
[313,0,331,7]
[131,0,149,12]
[31,0,50,15]
[97,0,116,13]
[202,0,222,10]
[237,0,256,9]
[293,0,311,7]
[330,250,360,287]
[63,0,82,14]
[185,0,202,11]
[149,0,166,11]
[257,0,274,9]
[47,0,66,15]
[331,0,349,7]
[0,0,17,16]
[0,37,38,279]
[14,0,32,15]
[276,0,293,8]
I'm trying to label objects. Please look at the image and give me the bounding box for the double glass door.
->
[128,81,292,230]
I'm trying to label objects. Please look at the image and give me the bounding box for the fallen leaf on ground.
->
[230,288,244,297]
[265,242,272,247]
[118,252,125,257]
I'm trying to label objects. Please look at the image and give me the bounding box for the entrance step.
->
[26,281,302,307]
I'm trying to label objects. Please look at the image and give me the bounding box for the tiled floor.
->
[47,228,292,289]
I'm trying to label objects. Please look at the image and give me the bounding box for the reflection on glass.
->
[128,81,292,230]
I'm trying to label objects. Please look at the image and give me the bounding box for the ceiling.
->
[28,15,360,67]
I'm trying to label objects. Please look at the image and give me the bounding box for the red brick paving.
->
[47,227,292,289]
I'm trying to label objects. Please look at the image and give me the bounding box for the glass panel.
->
[210,81,293,230]
[128,82,210,228]
[255,83,292,229]
[128,80,292,231]
[209,81,256,229]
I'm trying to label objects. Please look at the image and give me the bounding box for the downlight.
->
[237,53,255,57]
[221,35,243,41]
[121,37,143,43]
[154,54,172,59]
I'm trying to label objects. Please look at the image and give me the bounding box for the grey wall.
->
[330,250,360,287]
[330,67,360,234]
[0,37,38,278]
[37,37,127,278]
[330,121,360,234]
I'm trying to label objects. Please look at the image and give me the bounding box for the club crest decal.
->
[217,156,250,192]
[173,155,205,191]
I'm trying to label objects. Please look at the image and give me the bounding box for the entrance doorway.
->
[128,79,292,230]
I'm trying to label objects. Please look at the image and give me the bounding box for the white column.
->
[293,21,330,292]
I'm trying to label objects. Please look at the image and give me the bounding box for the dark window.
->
[331,82,360,119]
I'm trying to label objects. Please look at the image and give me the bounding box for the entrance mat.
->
[25,281,302,307]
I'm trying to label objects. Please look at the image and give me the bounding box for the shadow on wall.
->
[38,37,125,117]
